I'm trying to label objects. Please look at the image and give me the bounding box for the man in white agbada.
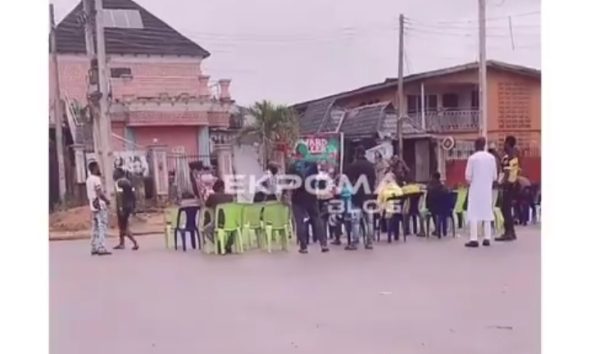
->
[464,137,498,248]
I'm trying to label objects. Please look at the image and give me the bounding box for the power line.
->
[419,10,540,25]
[57,22,398,42]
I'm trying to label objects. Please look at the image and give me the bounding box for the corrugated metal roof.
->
[56,0,210,57]
[298,98,335,134]
[299,101,428,139]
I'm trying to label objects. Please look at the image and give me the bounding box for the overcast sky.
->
[52,0,540,106]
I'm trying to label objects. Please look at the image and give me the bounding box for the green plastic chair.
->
[214,203,245,255]
[241,203,265,249]
[261,202,292,253]
[492,189,504,234]
[453,188,468,229]
[418,190,432,235]
[164,207,179,249]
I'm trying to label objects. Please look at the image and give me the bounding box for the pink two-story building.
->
[50,0,232,159]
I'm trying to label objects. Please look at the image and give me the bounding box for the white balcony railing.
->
[408,109,480,132]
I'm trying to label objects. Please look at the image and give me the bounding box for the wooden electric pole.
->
[50,4,67,202]
[478,0,488,140]
[397,14,405,158]
[94,0,115,195]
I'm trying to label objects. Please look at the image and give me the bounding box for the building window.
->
[103,9,144,29]
[442,93,459,109]
[110,67,132,78]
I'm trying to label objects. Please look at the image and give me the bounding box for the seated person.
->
[516,175,533,225]
[200,166,217,201]
[203,179,235,253]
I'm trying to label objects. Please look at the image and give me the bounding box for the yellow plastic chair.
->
[241,203,264,249]
[214,203,245,255]
[164,207,179,249]
[492,189,504,234]
[261,202,292,253]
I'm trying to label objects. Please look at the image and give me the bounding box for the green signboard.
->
[293,133,343,172]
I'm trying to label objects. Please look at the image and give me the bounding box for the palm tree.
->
[238,100,299,169]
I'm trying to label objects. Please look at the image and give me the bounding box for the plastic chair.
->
[419,191,431,235]
[164,207,179,249]
[261,202,292,252]
[453,188,468,229]
[173,206,202,251]
[214,203,245,255]
[241,203,264,249]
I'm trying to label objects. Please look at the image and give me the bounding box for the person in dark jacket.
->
[343,145,377,250]
[113,168,139,251]
[287,160,329,254]
[426,172,449,237]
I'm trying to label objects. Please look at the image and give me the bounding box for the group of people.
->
[84,134,530,256]
[86,162,139,256]
[464,135,521,247]
[283,146,414,253]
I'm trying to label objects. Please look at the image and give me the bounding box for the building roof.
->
[56,0,210,57]
[298,98,336,135]
[298,101,427,139]
[292,60,540,109]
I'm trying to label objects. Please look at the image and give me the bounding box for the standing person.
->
[86,161,112,256]
[286,160,329,254]
[496,136,520,242]
[391,154,410,185]
[113,168,139,251]
[464,137,498,248]
[343,145,376,250]
[426,172,449,237]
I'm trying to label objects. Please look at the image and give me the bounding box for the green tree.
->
[238,100,299,169]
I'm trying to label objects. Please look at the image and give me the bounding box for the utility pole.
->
[478,0,488,140]
[94,0,115,195]
[50,4,67,202]
[83,0,101,160]
[397,14,405,157]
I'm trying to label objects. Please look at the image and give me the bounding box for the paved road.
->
[50,226,540,354]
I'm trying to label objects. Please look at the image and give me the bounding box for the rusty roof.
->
[292,60,540,109]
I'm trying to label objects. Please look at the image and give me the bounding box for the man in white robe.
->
[465,137,498,248]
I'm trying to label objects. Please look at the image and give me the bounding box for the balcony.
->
[408,108,480,133]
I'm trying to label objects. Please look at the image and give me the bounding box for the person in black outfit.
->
[113,168,139,250]
[496,136,519,241]
[287,160,329,254]
[426,172,449,237]
[343,145,377,250]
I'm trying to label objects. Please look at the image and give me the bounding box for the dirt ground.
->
[49,206,165,232]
